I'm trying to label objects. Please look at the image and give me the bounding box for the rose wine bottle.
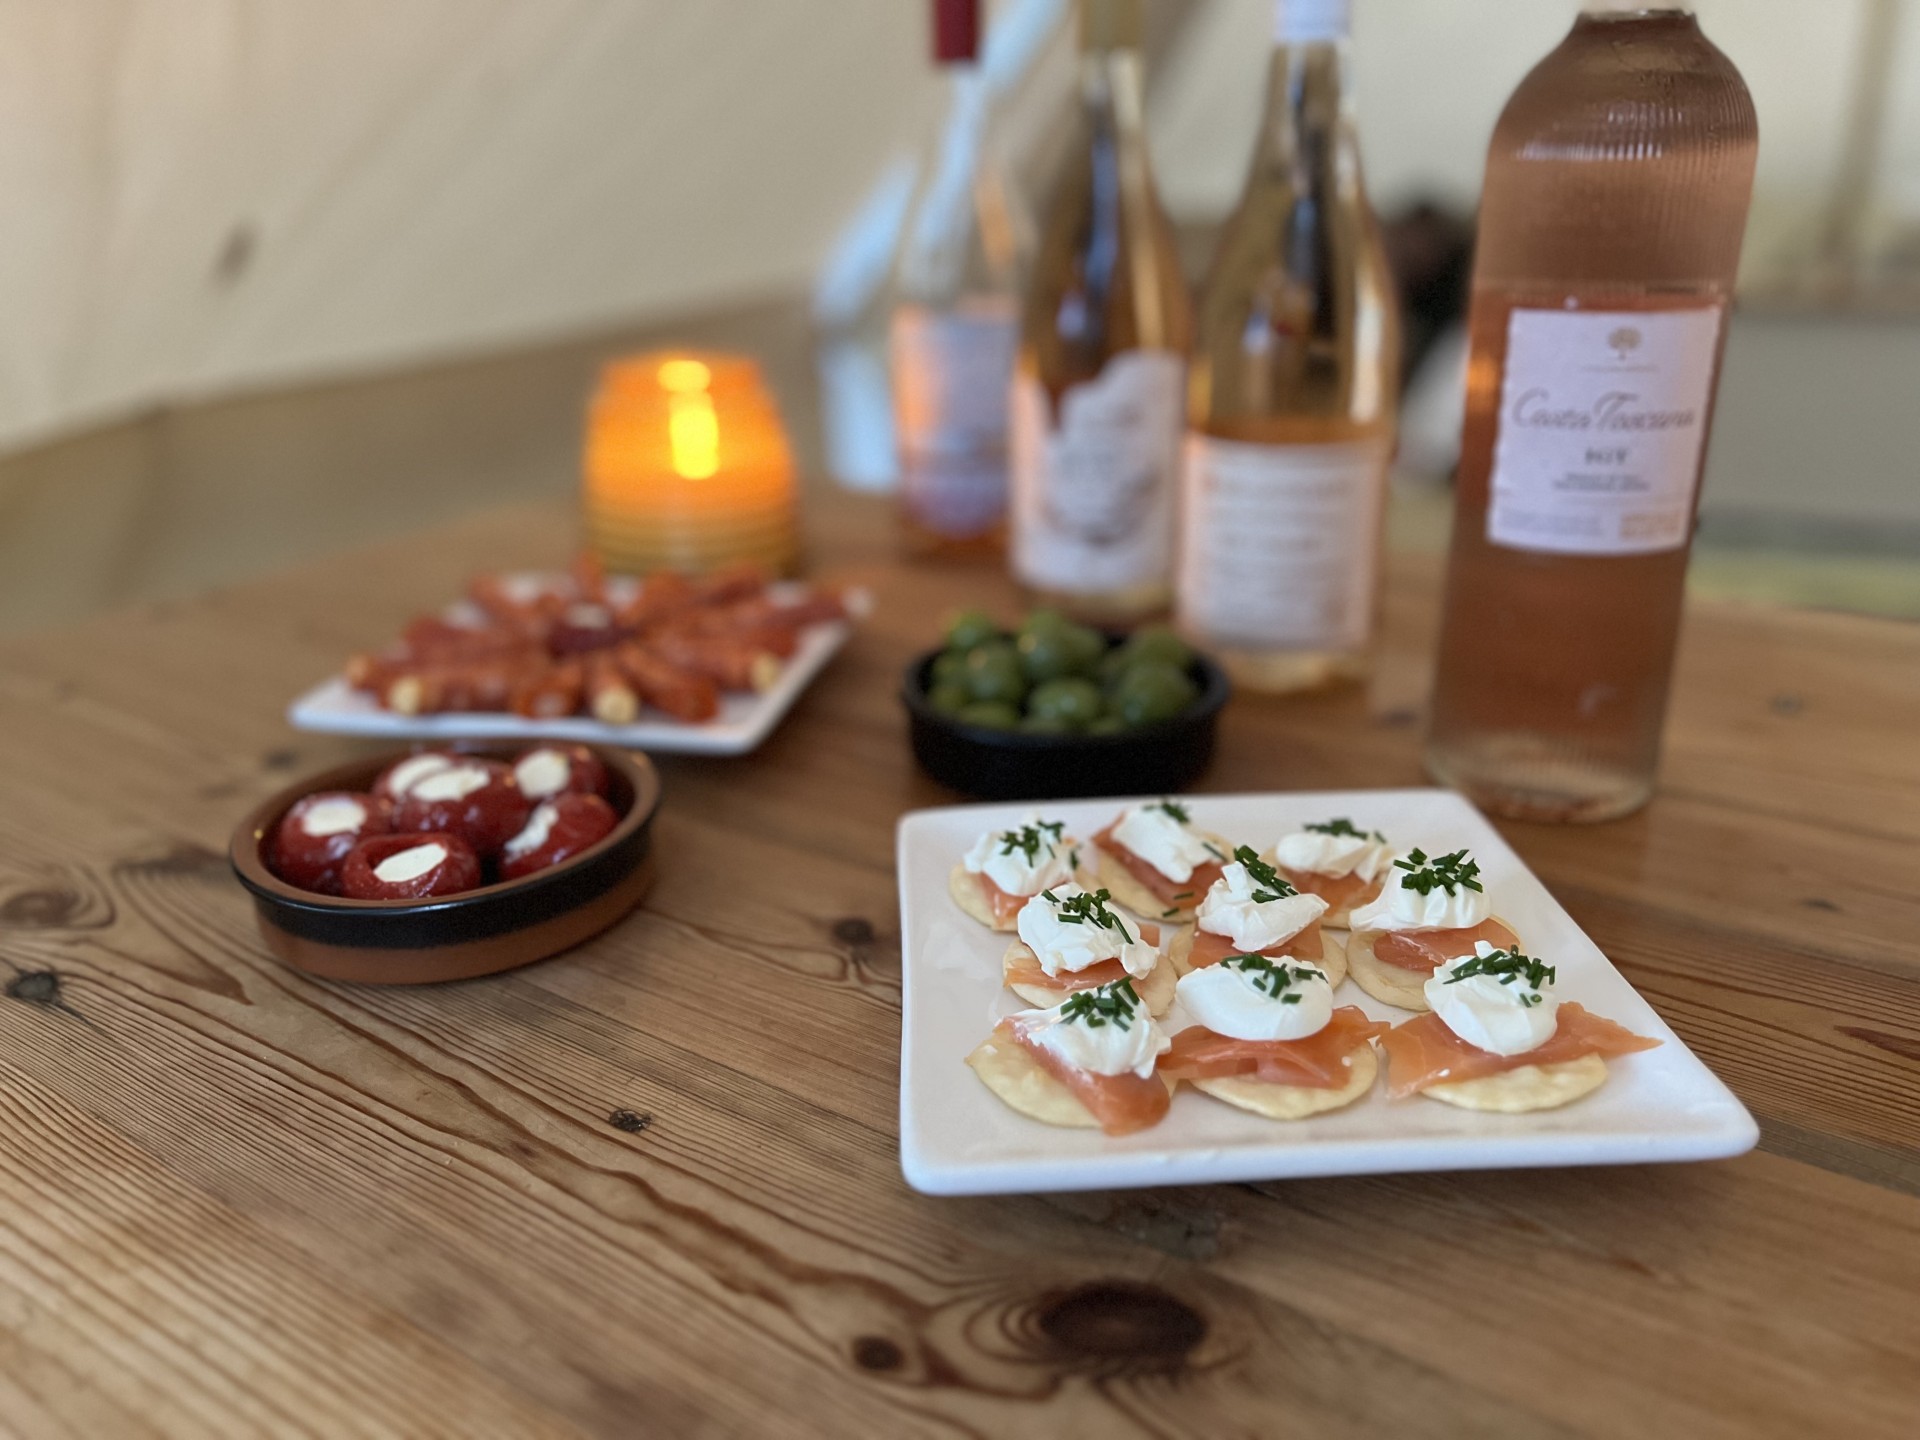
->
[1424,3,1757,823]
[1177,0,1399,693]
[1010,0,1192,624]
[893,0,1029,560]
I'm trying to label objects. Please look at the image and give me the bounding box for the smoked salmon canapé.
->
[1167,847,1345,985]
[1161,957,1389,1119]
[1265,818,1394,927]
[1344,847,1519,1011]
[1002,884,1174,1014]
[1379,942,1660,1112]
[1088,799,1232,923]
[950,814,1089,932]
[966,979,1173,1136]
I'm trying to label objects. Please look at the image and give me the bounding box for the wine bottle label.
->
[1176,434,1389,651]
[1487,306,1723,556]
[1010,350,1185,594]
[892,302,1020,538]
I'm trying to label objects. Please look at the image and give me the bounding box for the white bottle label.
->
[1010,350,1185,595]
[1487,306,1723,556]
[892,300,1019,538]
[1177,434,1389,651]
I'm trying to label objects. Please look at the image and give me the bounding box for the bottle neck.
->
[1253,31,1352,178]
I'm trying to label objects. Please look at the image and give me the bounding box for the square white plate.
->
[897,788,1757,1196]
[288,580,862,757]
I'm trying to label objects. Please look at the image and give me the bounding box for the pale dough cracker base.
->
[947,863,1009,929]
[1002,940,1176,1016]
[1092,831,1232,923]
[1189,1043,1377,1120]
[1421,1052,1608,1113]
[1167,924,1348,989]
[948,846,1095,932]
[965,1031,1174,1130]
[1345,915,1518,1013]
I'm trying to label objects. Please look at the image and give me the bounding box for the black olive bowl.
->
[901,646,1231,801]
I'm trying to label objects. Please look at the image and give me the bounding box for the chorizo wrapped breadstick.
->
[468,573,567,629]
[510,658,585,719]
[646,630,783,693]
[615,571,700,630]
[386,657,531,716]
[615,643,720,722]
[690,560,771,606]
[584,651,639,725]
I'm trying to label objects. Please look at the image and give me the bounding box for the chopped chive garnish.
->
[1304,817,1386,843]
[1393,847,1483,897]
[998,819,1065,866]
[1232,845,1299,904]
[1059,978,1141,1031]
[1220,953,1323,1003]
[1443,945,1555,995]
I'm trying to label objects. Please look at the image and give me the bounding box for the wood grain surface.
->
[0,486,1915,1439]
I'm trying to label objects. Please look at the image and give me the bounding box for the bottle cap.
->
[1079,0,1143,53]
[933,0,980,63]
[1275,0,1350,44]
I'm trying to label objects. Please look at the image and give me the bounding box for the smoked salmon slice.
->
[976,873,1027,927]
[1187,920,1324,966]
[1160,1008,1389,1088]
[1002,1019,1170,1135]
[1094,824,1223,909]
[1005,922,1161,995]
[1371,918,1518,973]
[1379,1002,1660,1099]
[1279,866,1383,915]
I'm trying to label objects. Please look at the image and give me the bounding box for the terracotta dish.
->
[230,743,659,984]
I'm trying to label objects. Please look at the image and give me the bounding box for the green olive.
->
[926,680,970,715]
[1128,625,1195,669]
[963,645,1028,705]
[956,700,1022,731]
[1057,622,1109,676]
[1019,607,1073,637]
[1085,714,1127,737]
[930,651,968,686]
[944,609,1001,653]
[1015,627,1081,684]
[1027,677,1104,728]
[1110,660,1199,727]
[1017,714,1077,736]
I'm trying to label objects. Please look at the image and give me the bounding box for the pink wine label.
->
[1010,350,1185,594]
[892,301,1020,539]
[1177,434,1389,651]
[1487,306,1723,556]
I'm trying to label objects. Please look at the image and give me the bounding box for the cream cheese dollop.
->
[1195,862,1329,951]
[515,748,573,800]
[504,802,558,860]
[963,813,1074,897]
[299,797,368,837]
[1176,957,1333,1042]
[1425,942,1559,1056]
[410,764,493,804]
[1271,827,1393,882]
[1348,853,1491,932]
[1016,883,1160,980]
[1015,988,1170,1078]
[373,841,447,885]
[1110,803,1217,883]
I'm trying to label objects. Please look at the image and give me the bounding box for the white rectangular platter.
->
[897,788,1756,1196]
[288,581,861,757]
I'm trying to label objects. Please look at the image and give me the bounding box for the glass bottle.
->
[1178,0,1399,693]
[1424,4,1757,823]
[893,0,1030,560]
[1009,0,1192,624]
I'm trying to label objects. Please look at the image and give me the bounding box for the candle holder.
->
[583,351,799,575]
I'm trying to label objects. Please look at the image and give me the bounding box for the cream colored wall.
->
[0,0,943,452]
[0,0,1907,458]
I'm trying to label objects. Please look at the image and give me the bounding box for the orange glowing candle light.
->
[583,351,798,575]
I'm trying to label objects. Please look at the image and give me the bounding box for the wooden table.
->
[0,490,1915,1438]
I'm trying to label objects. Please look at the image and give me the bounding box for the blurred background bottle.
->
[1009,0,1191,625]
[1177,0,1398,693]
[893,0,1031,560]
[1424,3,1757,823]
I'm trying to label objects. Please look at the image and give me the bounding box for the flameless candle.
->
[583,351,798,575]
